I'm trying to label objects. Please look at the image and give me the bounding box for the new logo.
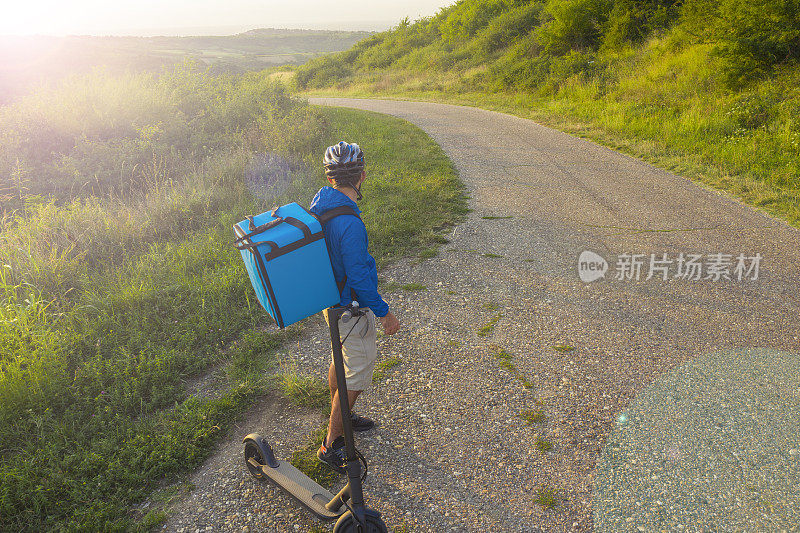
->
[578,250,608,282]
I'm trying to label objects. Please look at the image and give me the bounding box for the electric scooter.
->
[242,302,389,532]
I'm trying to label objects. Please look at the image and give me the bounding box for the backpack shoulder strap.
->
[315,206,360,301]
[316,206,360,225]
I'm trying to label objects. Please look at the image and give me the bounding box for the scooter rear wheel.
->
[332,510,389,533]
[243,440,265,479]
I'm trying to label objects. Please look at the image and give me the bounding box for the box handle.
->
[234,216,284,250]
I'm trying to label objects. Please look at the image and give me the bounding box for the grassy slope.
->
[0,67,464,531]
[297,1,800,230]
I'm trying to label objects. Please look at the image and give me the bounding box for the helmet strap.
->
[328,177,362,201]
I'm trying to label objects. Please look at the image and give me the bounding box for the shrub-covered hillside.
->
[296,0,800,228]
[296,0,800,91]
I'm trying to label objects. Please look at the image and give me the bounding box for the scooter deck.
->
[249,457,344,520]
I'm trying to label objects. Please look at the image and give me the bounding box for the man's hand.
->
[379,311,400,335]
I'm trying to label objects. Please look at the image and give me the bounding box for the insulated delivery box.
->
[234,202,344,329]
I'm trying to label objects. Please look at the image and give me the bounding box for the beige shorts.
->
[323,308,378,391]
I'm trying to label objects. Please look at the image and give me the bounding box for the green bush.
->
[726,90,780,131]
[603,0,681,49]
[677,0,721,42]
[471,2,543,56]
[440,0,522,45]
[294,0,700,91]
[715,0,800,85]
[294,0,796,93]
[536,0,611,55]
[294,52,353,89]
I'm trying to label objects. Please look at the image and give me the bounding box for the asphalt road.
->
[310,98,800,286]
[305,98,800,532]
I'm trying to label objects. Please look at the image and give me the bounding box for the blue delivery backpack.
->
[233,202,357,329]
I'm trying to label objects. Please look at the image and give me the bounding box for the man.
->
[309,141,401,473]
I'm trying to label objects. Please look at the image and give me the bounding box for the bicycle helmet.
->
[324,141,364,180]
[323,141,365,200]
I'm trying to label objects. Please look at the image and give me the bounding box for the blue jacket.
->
[310,187,389,317]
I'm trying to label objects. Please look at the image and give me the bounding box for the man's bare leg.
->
[326,362,362,446]
[326,389,361,447]
[328,361,337,403]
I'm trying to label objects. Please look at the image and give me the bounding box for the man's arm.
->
[339,220,389,317]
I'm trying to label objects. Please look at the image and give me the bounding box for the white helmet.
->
[323,141,365,181]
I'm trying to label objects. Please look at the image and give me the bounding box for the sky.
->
[0,0,456,36]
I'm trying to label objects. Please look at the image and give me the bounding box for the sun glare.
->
[0,2,97,36]
[0,2,103,74]
[2,5,50,36]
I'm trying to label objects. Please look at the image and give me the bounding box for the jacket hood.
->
[309,186,361,216]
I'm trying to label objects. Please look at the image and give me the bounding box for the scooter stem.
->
[328,306,368,529]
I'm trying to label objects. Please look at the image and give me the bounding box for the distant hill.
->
[0,28,372,103]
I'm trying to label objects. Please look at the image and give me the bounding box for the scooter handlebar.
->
[341,301,360,323]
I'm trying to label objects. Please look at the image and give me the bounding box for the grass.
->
[418,248,438,259]
[535,486,559,509]
[278,372,330,409]
[482,252,503,258]
[520,409,547,426]
[130,481,194,530]
[477,314,503,337]
[401,283,428,291]
[135,509,168,531]
[551,343,575,353]
[493,348,534,389]
[0,65,465,531]
[0,68,304,532]
[481,215,513,220]
[535,437,554,452]
[372,357,403,383]
[227,328,295,382]
[288,426,341,489]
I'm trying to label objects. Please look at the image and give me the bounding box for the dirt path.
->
[162,99,800,532]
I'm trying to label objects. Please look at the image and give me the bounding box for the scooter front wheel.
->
[333,510,389,533]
